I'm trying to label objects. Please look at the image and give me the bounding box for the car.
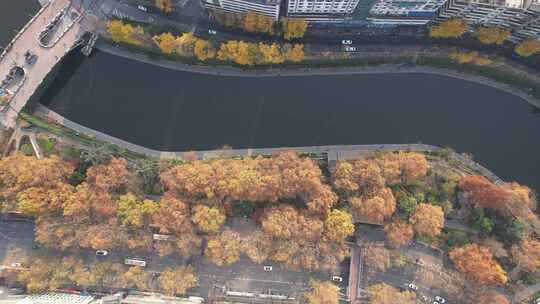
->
[263,265,272,271]
[434,296,446,303]
[332,276,343,282]
[208,29,217,35]
[95,250,108,256]
[344,46,356,52]
[137,5,148,12]
[341,40,352,45]
[407,283,418,291]
[10,263,21,268]
[535,297,540,304]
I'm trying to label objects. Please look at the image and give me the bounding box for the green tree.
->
[397,192,417,217]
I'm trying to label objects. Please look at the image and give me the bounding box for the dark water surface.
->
[2,1,540,192]
[0,0,40,46]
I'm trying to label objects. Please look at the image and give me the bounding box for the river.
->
[3,1,540,192]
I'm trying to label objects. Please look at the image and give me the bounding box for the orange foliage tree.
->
[304,280,339,304]
[366,283,416,304]
[449,243,507,285]
[459,175,511,210]
[430,18,468,38]
[205,229,242,266]
[384,220,414,247]
[511,239,540,273]
[86,157,133,193]
[476,290,510,304]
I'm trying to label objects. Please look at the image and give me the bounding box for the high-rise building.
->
[286,0,361,19]
[202,0,282,20]
[367,0,447,25]
[437,0,540,41]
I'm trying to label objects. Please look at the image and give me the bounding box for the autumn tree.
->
[449,50,492,66]
[259,43,284,64]
[476,27,510,45]
[282,17,308,40]
[459,176,511,210]
[476,290,510,304]
[0,154,73,202]
[152,193,193,234]
[243,11,274,34]
[17,182,75,216]
[350,188,396,223]
[409,203,444,237]
[176,32,197,56]
[15,258,57,293]
[283,43,305,62]
[158,266,197,296]
[449,243,507,285]
[153,32,177,54]
[515,38,540,57]
[155,0,173,12]
[377,152,429,185]
[262,206,323,242]
[194,39,215,61]
[430,18,468,38]
[205,229,242,266]
[304,280,339,304]
[242,230,272,263]
[324,209,354,241]
[333,160,385,194]
[366,283,416,304]
[117,266,150,290]
[384,220,414,247]
[117,193,159,229]
[106,20,145,45]
[86,157,133,193]
[511,239,540,273]
[191,204,226,233]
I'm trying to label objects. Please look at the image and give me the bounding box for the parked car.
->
[10,263,21,268]
[407,283,418,291]
[137,5,148,12]
[341,39,352,45]
[263,266,272,271]
[208,29,217,35]
[434,296,446,303]
[95,250,108,256]
[332,276,343,282]
[344,46,356,52]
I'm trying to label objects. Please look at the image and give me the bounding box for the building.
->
[202,0,282,20]
[437,0,540,41]
[285,0,361,21]
[367,0,447,25]
[17,293,95,304]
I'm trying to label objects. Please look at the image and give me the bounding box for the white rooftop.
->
[19,293,94,304]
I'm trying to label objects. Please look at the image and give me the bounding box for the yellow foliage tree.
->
[153,32,177,54]
[284,44,305,62]
[430,18,468,39]
[191,204,226,233]
[304,280,339,304]
[282,17,308,40]
[194,39,215,61]
[366,283,416,304]
[176,32,197,56]
[515,39,540,57]
[205,229,242,266]
[259,43,284,64]
[107,20,144,45]
[324,209,354,241]
[158,266,197,296]
[476,27,511,45]
[449,243,508,285]
[409,203,444,237]
[449,50,492,66]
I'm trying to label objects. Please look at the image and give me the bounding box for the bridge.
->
[0,0,89,129]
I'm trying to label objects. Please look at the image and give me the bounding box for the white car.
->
[137,5,148,12]
[95,250,108,256]
[434,296,446,303]
[332,276,343,282]
[344,46,356,52]
[208,29,217,35]
[263,265,272,271]
[341,39,352,45]
[10,262,21,268]
[407,283,418,291]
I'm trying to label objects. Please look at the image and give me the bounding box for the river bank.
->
[95,41,540,109]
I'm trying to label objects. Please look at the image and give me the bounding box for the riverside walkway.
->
[0,0,85,129]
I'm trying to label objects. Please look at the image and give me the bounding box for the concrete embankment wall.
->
[33,103,504,184]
